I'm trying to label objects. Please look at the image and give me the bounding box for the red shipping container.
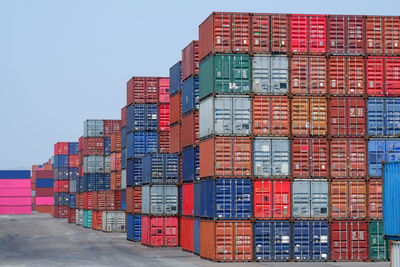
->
[169,93,181,125]
[53,205,68,218]
[200,220,253,262]
[68,208,76,223]
[126,187,134,213]
[330,221,368,261]
[36,188,54,197]
[169,123,181,154]
[367,57,400,96]
[252,96,290,136]
[54,142,69,155]
[290,56,327,95]
[159,104,170,132]
[78,136,83,152]
[104,120,121,137]
[68,154,79,168]
[110,132,121,153]
[368,179,383,219]
[199,12,251,60]
[110,171,122,190]
[84,192,96,210]
[182,183,194,217]
[54,180,69,193]
[180,218,194,252]
[35,205,53,214]
[97,191,106,210]
[330,180,367,219]
[159,78,170,104]
[127,77,159,105]
[290,14,327,53]
[366,16,400,54]
[141,216,179,247]
[126,187,142,213]
[292,138,329,178]
[92,211,103,231]
[200,137,252,178]
[36,170,53,179]
[329,56,364,96]
[110,153,121,171]
[121,106,127,128]
[327,15,364,55]
[181,111,199,148]
[158,131,170,153]
[291,97,328,136]
[329,97,366,137]
[78,193,84,209]
[330,139,367,178]
[253,179,291,219]
[182,41,199,81]
[104,191,121,211]
[82,137,104,156]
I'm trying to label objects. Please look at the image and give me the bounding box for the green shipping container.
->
[199,54,251,99]
[369,221,390,261]
[83,210,93,229]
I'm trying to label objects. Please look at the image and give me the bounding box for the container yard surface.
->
[0,212,389,266]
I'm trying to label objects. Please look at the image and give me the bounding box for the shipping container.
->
[194,219,200,255]
[368,139,400,177]
[200,220,253,262]
[200,137,252,178]
[182,146,200,183]
[367,98,400,136]
[291,138,329,178]
[53,205,68,218]
[54,155,69,168]
[127,131,158,158]
[290,14,327,53]
[83,209,93,228]
[141,216,179,247]
[121,106,127,128]
[92,211,103,231]
[329,57,364,96]
[68,208,76,224]
[141,185,178,216]
[292,179,329,218]
[252,55,288,95]
[180,218,195,252]
[383,162,400,240]
[169,123,181,154]
[366,16,400,55]
[103,120,121,137]
[329,139,367,178]
[158,104,170,132]
[253,179,291,219]
[199,96,251,138]
[169,93,181,125]
[181,111,199,148]
[329,97,366,136]
[330,221,368,261]
[54,142,69,155]
[35,179,54,188]
[182,41,199,81]
[292,220,329,261]
[68,142,79,155]
[367,58,400,96]
[290,56,327,95]
[82,138,104,156]
[110,153,121,171]
[369,220,390,261]
[169,62,182,96]
[199,54,251,100]
[142,154,179,185]
[130,104,158,131]
[368,179,383,219]
[159,78,170,104]
[127,77,159,105]
[83,156,104,173]
[252,96,290,136]
[182,76,199,114]
[84,120,104,137]
[330,180,367,219]
[291,97,328,136]
[182,183,194,216]
[111,133,121,153]
[127,213,141,242]
[102,211,125,232]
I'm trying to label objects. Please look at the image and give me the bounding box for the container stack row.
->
[31,161,53,213]
[0,170,31,215]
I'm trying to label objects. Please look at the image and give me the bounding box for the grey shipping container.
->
[69,179,77,193]
[104,155,111,173]
[391,241,400,267]
[83,156,104,173]
[252,55,289,95]
[31,190,36,197]
[141,185,178,216]
[253,138,290,177]
[84,119,104,137]
[102,211,126,232]
[121,169,127,190]
[292,179,329,218]
[76,209,83,226]
[199,95,251,138]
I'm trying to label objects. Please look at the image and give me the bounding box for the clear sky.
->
[0,0,399,169]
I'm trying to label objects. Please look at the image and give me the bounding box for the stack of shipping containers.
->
[35,166,54,214]
[0,170,31,215]
[53,142,79,218]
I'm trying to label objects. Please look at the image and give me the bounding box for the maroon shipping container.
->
[291,138,329,178]
[104,120,121,137]
[159,104,170,132]
[290,14,327,53]
[290,55,327,95]
[330,139,367,178]
[169,123,180,154]
[110,132,121,153]
[182,183,194,217]
[68,208,76,224]
[169,93,181,125]
[329,97,366,137]
[180,218,194,252]
[127,77,159,105]
[328,56,364,96]
[199,12,251,60]
[78,136,83,152]
[69,154,79,168]
[121,106,127,128]
[36,170,53,179]
[158,131,170,153]
[54,180,69,193]
[327,15,364,55]
[96,191,106,210]
[53,205,68,218]
[182,41,199,81]
[368,179,383,219]
[330,221,368,261]
[159,78,170,104]
[366,16,400,55]
[181,111,199,148]
[35,188,54,197]
[366,57,400,96]
[330,180,367,219]
[82,138,104,156]
[251,13,289,54]
[54,142,69,155]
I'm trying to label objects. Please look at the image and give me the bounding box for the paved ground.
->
[0,212,390,267]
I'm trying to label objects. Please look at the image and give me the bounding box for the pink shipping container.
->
[0,188,31,197]
[0,197,31,206]
[182,41,199,81]
[0,206,31,215]
[0,179,30,188]
[36,197,54,206]
[141,216,179,247]
[159,78,170,104]
[290,14,327,53]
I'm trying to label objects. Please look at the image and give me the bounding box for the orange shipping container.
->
[35,205,53,214]
[158,131,170,153]
[92,211,103,231]
[200,220,253,262]
[110,153,121,171]
[330,179,367,219]
[252,96,290,136]
[291,97,328,136]
[290,56,327,95]
[200,137,252,178]
[169,93,181,125]
[169,123,181,154]
[110,132,121,153]
[368,179,383,219]
[110,172,122,190]
[328,56,364,96]
[366,16,400,54]
[181,111,199,148]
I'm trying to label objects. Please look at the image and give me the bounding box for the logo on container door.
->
[351,231,364,240]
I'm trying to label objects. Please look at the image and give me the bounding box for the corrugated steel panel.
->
[368,98,400,136]
[194,219,200,255]
[292,179,329,218]
[329,56,364,96]
[142,154,179,185]
[366,16,400,54]
[141,216,178,247]
[169,62,182,96]
[141,185,178,216]
[182,41,199,81]
[169,93,181,124]
[181,111,199,148]
[180,218,194,252]
[127,213,141,242]
[330,180,367,219]
[182,146,199,183]
[158,104,170,132]
[127,77,159,105]
[290,15,327,53]
[158,78,170,104]
[291,56,327,95]
[127,131,158,158]
[383,162,400,240]
[252,55,289,94]
[182,183,194,216]
[131,104,158,131]
[367,58,400,96]
[293,221,329,261]
[291,97,328,136]
[369,221,389,260]
[368,139,400,177]
[182,76,199,114]
[83,120,104,137]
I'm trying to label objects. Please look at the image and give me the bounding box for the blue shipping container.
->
[197,178,252,219]
[54,193,69,206]
[127,132,133,159]
[121,127,127,148]
[254,221,291,261]
[122,189,126,211]
[133,158,143,186]
[121,148,127,169]
[132,131,158,158]
[84,174,97,192]
[367,98,400,136]
[169,61,182,96]
[70,167,79,179]
[0,170,30,179]
[126,104,133,132]
[142,154,179,184]
[54,155,69,168]
[182,76,199,114]
[383,162,400,241]
[292,221,329,261]
[36,178,54,188]
[368,139,400,177]
[132,104,158,131]
[68,142,79,155]
[104,174,111,191]
[79,177,84,192]
[54,167,69,180]
[69,194,76,208]
[95,174,105,191]
[127,213,142,242]
[194,181,201,217]
[104,137,111,155]
[182,146,199,183]
[194,219,200,255]
[127,159,133,187]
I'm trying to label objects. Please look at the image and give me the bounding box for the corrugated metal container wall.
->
[180,218,194,252]
[169,93,181,125]
[200,220,253,262]
[131,104,158,131]
[181,111,199,148]
[182,183,194,216]
[367,58,400,96]
[194,219,200,255]
[121,106,127,128]
[367,98,400,136]
[329,97,366,136]
[103,120,121,137]
[84,120,104,137]
[158,131,170,153]
[290,15,327,53]
[290,56,327,95]
[127,213,142,242]
[127,77,159,105]
[169,62,181,96]
[54,142,69,155]
[182,76,199,114]
[391,241,400,266]
[141,216,179,247]
[142,154,179,185]
[182,146,199,183]
[291,97,328,136]
[292,179,329,218]
[328,57,364,96]
[383,162,400,240]
[182,41,199,81]
[368,179,383,219]
[129,131,158,158]
[330,180,367,219]
[169,124,181,154]
[141,185,178,216]
[368,139,400,177]
[369,221,389,261]
[366,16,400,55]
[159,78,170,104]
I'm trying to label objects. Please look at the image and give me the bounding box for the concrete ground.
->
[0,212,390,267]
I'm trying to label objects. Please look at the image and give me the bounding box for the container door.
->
[252,56,271,94]
[232,97,251,135]
[310,181,328,218]
[292,180,311,218]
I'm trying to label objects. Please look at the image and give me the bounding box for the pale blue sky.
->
[0,0,398,169]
